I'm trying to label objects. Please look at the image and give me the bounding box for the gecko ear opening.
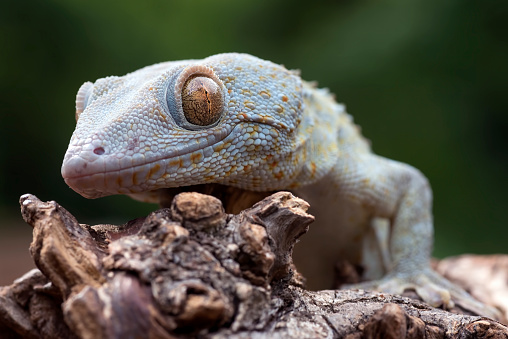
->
[75,81,94,122]
[166,65,226,130]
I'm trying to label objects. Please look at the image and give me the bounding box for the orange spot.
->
[274,172,283,180]
[259,76,266,81]
[228,89,232,94]
[259,90,271,99]
[282,95,288,102]
[213,144,224,152]
[116,176,123,187]
[169,159,183,168]
[147,164,161,179]
[133,172,139,185]
[269,161,278,169]
[225,165,237,176]
[243,165,251,172]
[235,66,242,71]
[149,87,154,91]
[244,100,255,109]
[311,162,317,177]
[190,152,202,163]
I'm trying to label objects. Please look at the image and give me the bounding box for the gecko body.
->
[61,53,498,318]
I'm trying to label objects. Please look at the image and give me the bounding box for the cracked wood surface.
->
[0,192,506,338]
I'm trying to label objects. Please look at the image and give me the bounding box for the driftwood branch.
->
[0,192,507,338]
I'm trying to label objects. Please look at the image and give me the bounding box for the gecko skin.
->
[62,53,498,318]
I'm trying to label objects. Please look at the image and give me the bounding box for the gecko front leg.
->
[332,152,501,318]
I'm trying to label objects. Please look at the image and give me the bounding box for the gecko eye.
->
[181,76,223,126]
[167,65,225,130]
[75,81,94,122]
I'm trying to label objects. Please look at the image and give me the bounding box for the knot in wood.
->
[170,192,227,231]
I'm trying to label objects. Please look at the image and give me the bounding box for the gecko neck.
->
[288,82,343,188]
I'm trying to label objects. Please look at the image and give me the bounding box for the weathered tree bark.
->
[0,192,507,338]
[434,255,508,324]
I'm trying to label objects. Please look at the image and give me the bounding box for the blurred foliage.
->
[0,0,506,257]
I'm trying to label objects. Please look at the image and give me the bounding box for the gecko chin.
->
[61,154,124,198]
[62,162,165,199]
[63,173,112,199]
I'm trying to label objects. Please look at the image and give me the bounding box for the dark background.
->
[1,0,507,285]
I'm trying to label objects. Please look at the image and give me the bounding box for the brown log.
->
[0,192,506,338]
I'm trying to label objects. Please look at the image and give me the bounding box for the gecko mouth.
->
[62,156,182,199]
[61,127,234,198]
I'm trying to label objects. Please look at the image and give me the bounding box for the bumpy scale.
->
[62,53,499,318]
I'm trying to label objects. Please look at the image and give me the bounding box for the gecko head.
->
[61,53,303,199]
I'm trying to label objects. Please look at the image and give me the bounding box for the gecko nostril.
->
[93,147,105,155]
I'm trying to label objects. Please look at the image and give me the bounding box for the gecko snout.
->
[61,151,112,199]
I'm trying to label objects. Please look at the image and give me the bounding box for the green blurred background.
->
[1,0,507,285]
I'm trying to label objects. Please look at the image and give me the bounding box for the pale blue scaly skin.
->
[61,53,500,319]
